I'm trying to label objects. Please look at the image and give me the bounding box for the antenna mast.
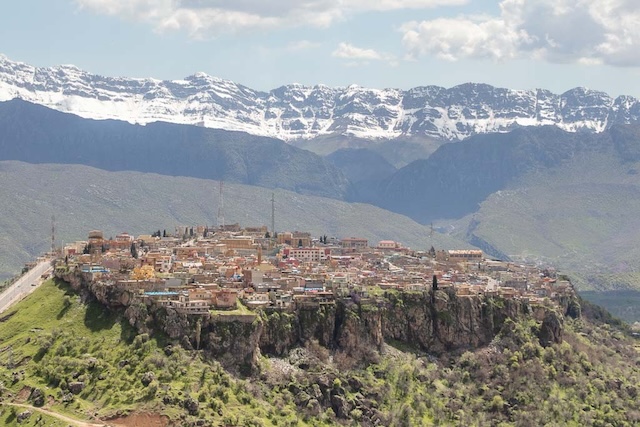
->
[217,181,225,229]
[429,222,434,250]
[51,215,56,254]
[271,193,275,237]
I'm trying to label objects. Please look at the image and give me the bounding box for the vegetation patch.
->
[1,278,639,426]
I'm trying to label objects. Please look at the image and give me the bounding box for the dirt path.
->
[5,402,108,427]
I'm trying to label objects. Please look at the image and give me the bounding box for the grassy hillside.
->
[377,126,608,223]
[1,278,638,426]
[0,161,469,280]
[0,279,314,426]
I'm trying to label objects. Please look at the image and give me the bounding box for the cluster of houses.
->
[55,224,574,316]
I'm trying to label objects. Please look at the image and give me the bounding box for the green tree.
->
[429,246,436,258]
[130,242,138,259]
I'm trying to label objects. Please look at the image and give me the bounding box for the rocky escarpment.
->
[56,268,575,374]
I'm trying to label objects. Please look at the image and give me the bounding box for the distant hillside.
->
[0,161,470,280]
[377,126,611,223]
[326,148,397,202]
[445,151,640,288]
[0,99,348,199]
[294,135,442,168]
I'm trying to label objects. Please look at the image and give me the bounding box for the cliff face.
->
[56,270,570,373]
[376,290,529,352]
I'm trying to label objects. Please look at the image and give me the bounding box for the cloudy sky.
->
[2,0,640,96]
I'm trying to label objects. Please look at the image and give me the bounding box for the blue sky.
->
[2,0,640,96]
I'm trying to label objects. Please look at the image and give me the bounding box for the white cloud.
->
[74,0,467,37]
[286,40,322,51]
[332,42,398,67]
[332,43,383,60]
[400,0,640,66]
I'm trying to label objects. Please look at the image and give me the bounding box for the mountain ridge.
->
[375,125,629,223]
[0,98,349,200]
[2,54,640,142]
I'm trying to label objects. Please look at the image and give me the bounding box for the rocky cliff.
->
[56,269,574,374]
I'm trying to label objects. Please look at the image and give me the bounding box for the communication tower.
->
[51,215,56,254]
[271,193,275,237]
[217,181,225,228]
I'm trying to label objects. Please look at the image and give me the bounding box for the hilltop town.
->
[54,224,574,317]
[7,224,637,427]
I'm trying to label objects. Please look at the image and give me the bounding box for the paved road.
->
[0,259,52,314]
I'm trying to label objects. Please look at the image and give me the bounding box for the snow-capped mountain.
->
[1,54,639,141]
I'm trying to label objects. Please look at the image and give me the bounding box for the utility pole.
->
[271,193,275,238]
[51,215,56,254]
[429,222,434,248]
[217,181,224,229]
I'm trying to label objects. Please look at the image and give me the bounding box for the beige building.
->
[282,247,331,263]
[341,237,368,250]
[220,236,258,251]
[447,250,483,263]
[278,231,312,247]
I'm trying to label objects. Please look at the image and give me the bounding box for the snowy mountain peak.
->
[0,54,639,141]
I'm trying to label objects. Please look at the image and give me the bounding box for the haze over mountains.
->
[2,54,640,142]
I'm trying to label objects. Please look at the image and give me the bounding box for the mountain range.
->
[2,54,640,142]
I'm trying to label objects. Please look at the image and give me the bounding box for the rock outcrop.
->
[56,269,569,373]
[538,311,564,347]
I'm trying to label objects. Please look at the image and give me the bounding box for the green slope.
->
[0,280,316,426]
[0,161,469,280]
[1,278,638,426]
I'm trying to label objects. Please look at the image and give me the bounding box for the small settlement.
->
[56,225,574,316]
